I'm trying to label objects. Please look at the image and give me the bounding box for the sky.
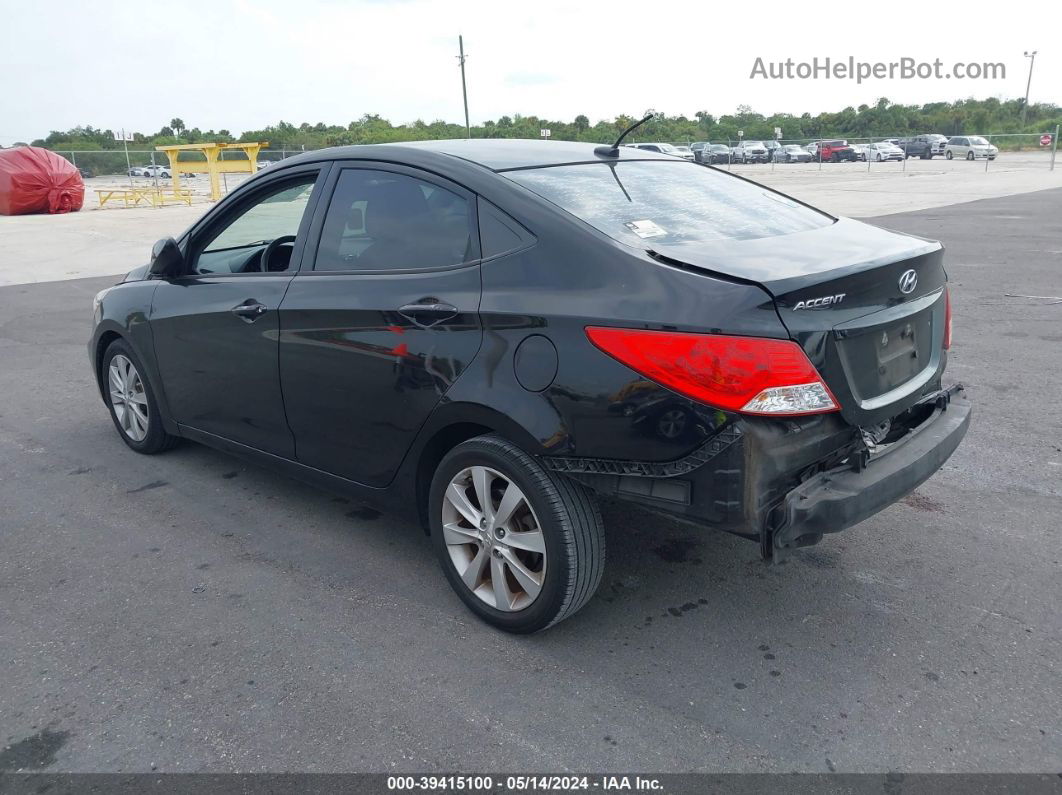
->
[0,0,1058,143]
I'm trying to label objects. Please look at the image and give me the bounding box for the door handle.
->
[231,300,268,322]
[397,301,459,327]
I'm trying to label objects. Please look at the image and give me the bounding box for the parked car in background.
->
[689,142,711,163]
[896,135,947,159]
[629,142,686,158]
[88,139,969,632]
[815,140,858,162]
[77,167,93,179]
[764,140,781,158]
[731,140,769,163]
[127,166,150,177]
[849,143,868,161]
[705,144,732,164]
[772,144,813,163]
[142,165,172,178]
[672,145,696,161]
[867,142,904,161]
[945,136,998,160]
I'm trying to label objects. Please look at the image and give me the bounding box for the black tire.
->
[101,338,180,455]
[429,434,605,633]
[946,150,953,160]
[966,151,975,161]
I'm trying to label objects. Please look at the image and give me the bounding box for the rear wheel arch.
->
[411,404,551,534]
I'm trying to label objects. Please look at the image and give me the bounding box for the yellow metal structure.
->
[95,187,194,209]
[154,142,268,201]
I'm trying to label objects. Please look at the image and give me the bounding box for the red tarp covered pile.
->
[0,146,84,215]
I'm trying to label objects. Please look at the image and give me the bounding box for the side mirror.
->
[149,237,183,278]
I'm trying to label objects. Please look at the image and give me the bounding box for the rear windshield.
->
[505,160,832,245]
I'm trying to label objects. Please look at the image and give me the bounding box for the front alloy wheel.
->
[109,354,149,442]
[430,434,604,633]
[102,339,180,454]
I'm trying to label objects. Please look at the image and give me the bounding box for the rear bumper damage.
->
[546,385,970,559]
[772,384,971,557]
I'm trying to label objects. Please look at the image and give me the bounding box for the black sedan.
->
[772,144,813,163]
[704,144,732,164]
[90,139,971,632]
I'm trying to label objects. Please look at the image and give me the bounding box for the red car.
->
[813,140,858,162]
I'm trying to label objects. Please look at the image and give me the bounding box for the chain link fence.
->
[668,130,1059,173]
[47,128,1059,209]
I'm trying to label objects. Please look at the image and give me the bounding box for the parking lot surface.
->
[0,189,1059,773]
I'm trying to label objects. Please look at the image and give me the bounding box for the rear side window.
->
[314,169,475,271]
[478,199,535,259]
[505,160,831,245]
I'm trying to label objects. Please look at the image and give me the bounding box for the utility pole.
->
[457,35,470,139]
[1021,51,1037,127]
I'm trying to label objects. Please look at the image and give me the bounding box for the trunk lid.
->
[648,218,948,426]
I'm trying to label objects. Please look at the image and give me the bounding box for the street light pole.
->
[1021,50,1037,128]
[457,35,470,139]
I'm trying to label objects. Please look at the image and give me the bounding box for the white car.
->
[945,136,998,161]
[130,165,171,178]
[867,142,904,162]
[629,143,688,159]
[849,143,868,161]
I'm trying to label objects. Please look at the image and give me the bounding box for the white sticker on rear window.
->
[624,219,666,238]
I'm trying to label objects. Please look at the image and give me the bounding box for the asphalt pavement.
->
[0,189,1059,773]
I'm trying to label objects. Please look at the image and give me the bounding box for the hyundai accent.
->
[89,138,971,632]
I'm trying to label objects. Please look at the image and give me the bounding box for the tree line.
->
[16,98,1061,172]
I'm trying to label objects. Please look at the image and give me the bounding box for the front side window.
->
[194,176,317,274]
[505,160,832,245]
[314,169,474,272]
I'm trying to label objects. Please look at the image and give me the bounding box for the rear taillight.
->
[585,327,839,416]
[943,286,952,350]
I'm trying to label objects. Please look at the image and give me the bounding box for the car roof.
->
[387,138,679,171]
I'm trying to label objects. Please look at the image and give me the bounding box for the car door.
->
[278,163,484,487]
[149,164,328,456]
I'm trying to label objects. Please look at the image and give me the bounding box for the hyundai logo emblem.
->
[898,269,918,295]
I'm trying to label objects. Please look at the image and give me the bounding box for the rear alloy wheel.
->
[103,339,179,454]
[946,151,953,160]
[967,151,975,161]
[430,434,604,633]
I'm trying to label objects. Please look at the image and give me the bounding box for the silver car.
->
[945,136,998,161]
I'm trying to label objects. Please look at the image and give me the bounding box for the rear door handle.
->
[231,300,268,322]
[397,302,459,327]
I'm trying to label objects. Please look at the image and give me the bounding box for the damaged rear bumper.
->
[773,385,971,556]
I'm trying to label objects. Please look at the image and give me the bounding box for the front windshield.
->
[505,160,832,246]
[744,141,763,147]
[969,137,990,146]
[657,143,679,153]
